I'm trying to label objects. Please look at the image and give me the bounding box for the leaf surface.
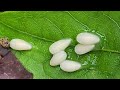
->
[0,11,120,79]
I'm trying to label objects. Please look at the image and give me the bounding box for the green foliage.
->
[0,11,120,79]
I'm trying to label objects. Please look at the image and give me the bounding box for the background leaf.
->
[0,11,120,79]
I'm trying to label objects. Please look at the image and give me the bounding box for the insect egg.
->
[50,51,67,66]
[75,44,95,55]
[76,32,100,45]
[49,38,72,54]
[60,60,81,72]
[10,39,32,50]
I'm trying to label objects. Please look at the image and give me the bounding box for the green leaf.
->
[0,11,120,79]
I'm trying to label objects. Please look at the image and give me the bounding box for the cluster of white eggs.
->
[75,32,100,55]
[9,32,100,73]
[49,32,100,72]
[49,39,81,72]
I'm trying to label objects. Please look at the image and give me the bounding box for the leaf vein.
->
[65,11,91,30]
[0,20,55,43]
[44,17,65,37]
[102,13,120,31]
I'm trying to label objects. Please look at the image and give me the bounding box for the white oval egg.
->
[50,51,67,66]
[76,32,100,45]
[60,60,81,72]
[10,39,32,50]
[75,44,95,55]
[49,38,72,54]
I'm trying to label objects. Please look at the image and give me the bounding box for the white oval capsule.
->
[76,32,100,45]
[75,44,95,55]
[50,51,67,66]
[10,39,32,50]
[60,60,81,72]
[49,38,72,54]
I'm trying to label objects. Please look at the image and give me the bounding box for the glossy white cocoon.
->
[75,44,95,55]
[76,32,100,45]
[49,39,72,54]
[50,51,67,66]
[10,39,32,50]
[60,60,81,72]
